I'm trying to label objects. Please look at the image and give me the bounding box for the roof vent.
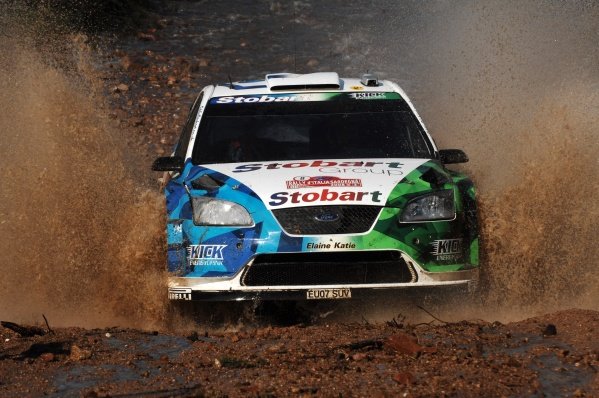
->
[361,73,379,87]
[266,72,340,91]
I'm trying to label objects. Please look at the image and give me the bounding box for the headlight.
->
[400,189,455,222]
[191,197,253,226]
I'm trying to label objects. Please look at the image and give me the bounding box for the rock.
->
[197,58,210,67]
[543,324,557,336]
[385,333,423,356]
[120,55,133,70]
[266,343,285,353]
[1,321,46,337]
[306,58,319,68]
[111,84,129,94]
[120,55,149,71]
[130,117,143,127]
[70,345,92,361]
[117,83,129,92]
[393,371,414,385]
[187,331,199,342]
[137,32,156,41]
[351,352,368,361]
[39,352,55,362]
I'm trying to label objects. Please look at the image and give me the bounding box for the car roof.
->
[209,72,406,98]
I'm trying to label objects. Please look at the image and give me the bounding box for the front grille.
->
[272,205,382,235]
[241,251,415,286]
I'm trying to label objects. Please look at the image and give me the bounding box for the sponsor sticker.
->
[168,288,192,301]
[431,238,463,261]
[232,160,405,173]
[349,92,387,100]
[286,176,362,189]
[211,92,399,105]
[269,189,383,207]
[306,242,356,249]
[214,95,298,104]
[187,244,226,266]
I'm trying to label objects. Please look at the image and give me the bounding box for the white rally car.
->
[153,72,479,301]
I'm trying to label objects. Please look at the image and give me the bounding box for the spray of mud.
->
[380,1,599,320]
[0,20,169,329]
[478,90,598,315]
[322,1,599,322]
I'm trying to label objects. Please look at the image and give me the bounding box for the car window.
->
[192,93,433,164]
[174,92,204,159]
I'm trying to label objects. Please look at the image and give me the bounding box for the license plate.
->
[306,288,351,300]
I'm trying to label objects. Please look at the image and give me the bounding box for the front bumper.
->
[168,253,479,301]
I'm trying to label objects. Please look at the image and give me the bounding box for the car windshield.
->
[192,92,433,164]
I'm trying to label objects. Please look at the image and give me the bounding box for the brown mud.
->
[1,0,598,396]
[1,309,598,397]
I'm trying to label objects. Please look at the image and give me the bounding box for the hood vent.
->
[265,72,340,91]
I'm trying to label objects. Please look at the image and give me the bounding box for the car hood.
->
[192,158,441,210]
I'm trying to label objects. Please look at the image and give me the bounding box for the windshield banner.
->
[210,92,401,105]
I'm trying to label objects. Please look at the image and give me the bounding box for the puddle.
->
[50,333,191,396]
[531,354,593,397]
[52,364,139,397]
[103,333,191,360]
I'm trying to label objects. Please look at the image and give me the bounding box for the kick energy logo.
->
[187,244,227,266]
[431,239,463,261]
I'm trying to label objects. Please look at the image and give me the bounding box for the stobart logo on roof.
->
[212,93,334,104]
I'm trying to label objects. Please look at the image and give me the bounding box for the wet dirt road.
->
[2,308,599,397]
[1,0,598,396]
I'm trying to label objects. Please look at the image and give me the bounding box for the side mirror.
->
[152,156,184,172]
[439,149,469,164]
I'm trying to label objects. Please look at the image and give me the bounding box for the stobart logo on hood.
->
[269,188,382,207]
[232,160,405,173]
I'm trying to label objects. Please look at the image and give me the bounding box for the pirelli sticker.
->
[169,288,192,301]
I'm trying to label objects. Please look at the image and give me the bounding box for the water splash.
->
[0,26,168,329]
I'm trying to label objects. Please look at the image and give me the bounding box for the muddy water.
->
[0,25,168,328]
[0,1,597,329]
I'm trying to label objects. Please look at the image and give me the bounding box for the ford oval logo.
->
[315,211,340,222]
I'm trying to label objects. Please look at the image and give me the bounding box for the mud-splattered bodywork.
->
[157,73,479,301]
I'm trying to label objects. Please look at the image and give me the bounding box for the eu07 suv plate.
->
[306,288,351,300]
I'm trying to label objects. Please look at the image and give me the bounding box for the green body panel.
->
[301,161,479,273]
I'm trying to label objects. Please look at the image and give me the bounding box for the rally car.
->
[153,72,479,301]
